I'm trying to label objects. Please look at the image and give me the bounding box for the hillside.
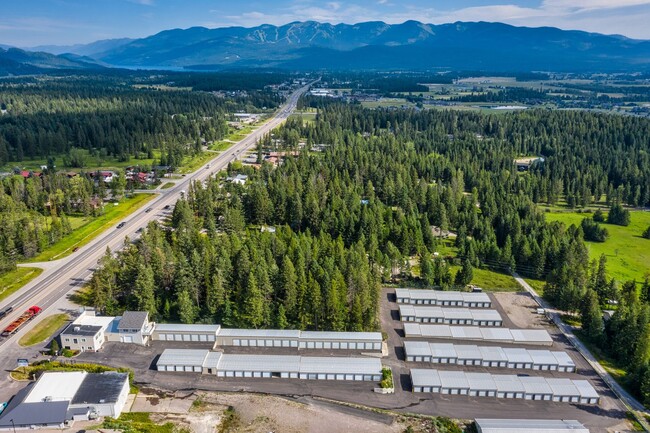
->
[94,20,650,72]
[0,47,105,76]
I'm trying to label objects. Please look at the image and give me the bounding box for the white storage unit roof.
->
[502,348,533,364]
[154,324,221,333]
[438,370,470,389]
[493,374,526,393]
[404,324,553,345]
[404,341,433,357]
[203,351,223,369]
[573,380,600,399]
[157,349,209,367]
[156,349,382,380]
[475,419,589,433]
[217,354,301,373]
[430,343,458,359]
[407,342,570,371]
[411,369,598,404]
[300,331,382,342]
[510,329,553,345]
[217,329,301,338]
[466,372,497,391]
[520,376,553,395]
[410,368,441,388]
[299,357,382,375]
[546,378,580,397]
[399,305,502,325]
[395,289,491,306]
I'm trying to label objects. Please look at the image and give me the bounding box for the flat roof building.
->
[156,349,383,382]
[399,305,502,326]
[214,328,382,351]
[410,369,599,404]
[395,289,491,308]
[403,323,553,346]
[475,419,589,433]
[153,323,221,343]
[0,371,129,429]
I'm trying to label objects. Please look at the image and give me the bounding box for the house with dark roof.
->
[114,311,153,345]
[0,371,129,429]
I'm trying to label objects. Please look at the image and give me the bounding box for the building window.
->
[65,338,70,342]
[81,338,86,342]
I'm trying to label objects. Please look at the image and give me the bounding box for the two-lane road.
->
[0,83,312,356]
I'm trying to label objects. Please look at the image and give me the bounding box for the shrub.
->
[643,226,650,239]
[607,204,631,226]
[581,217,609,242]
[380,367,393,389]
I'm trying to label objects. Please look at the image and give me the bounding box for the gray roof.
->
[117,311,148,330]
[155,323,221,333]
[395,289,490,304]
[299,357,381,375]
[0,386,69,427]
[404,341,432,357]
[404,324,552,345]
[399,305,502,322]
[218,328,301,338]
[520,376,553,395]
[216,354,302,372]
[61,323,101,337]
[475,419,589,433]
[465,372,497,391]
[71,372,128,405]
[157,349,209,367]
[300,331,382,341]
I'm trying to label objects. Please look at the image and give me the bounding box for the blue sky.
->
[2,0,650,47]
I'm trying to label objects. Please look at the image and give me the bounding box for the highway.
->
[0,82,312,356]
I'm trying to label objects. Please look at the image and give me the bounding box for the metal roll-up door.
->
[208,334,215,341]
[257,339,264,347]
[324,342,331,349]
[182,334,190,341]
[244,371,252,378]
[199,334,207,342]
[282,340,290,347]
[241,339,249,347]
[194,366,201,372]
[317,373,326,380]
[191,334,199,342]
[315,341,323,349]
[307,341,315,349]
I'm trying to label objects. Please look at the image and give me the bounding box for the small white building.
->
[399,305,502,326]
[403,323,553,346]
[395,288,491,308]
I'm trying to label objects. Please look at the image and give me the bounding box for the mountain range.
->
[3,20,650,74]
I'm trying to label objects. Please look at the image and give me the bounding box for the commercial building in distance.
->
[156,349,383,381]
[410,369,599,404]
[475,419,589,433]
[404,342,576,372]
[399,305,503,327]
[395,289,491,308]
[0,371,129,429]
[403,323,553,346]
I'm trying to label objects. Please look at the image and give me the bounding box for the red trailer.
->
[1,306,42,337]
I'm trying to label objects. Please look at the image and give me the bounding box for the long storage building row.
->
[404,342,575,372]
[156,349,383,381]
[395,289,491,308]
[403,323,553,346]
[399,305,503,326]
[410,369,599,404]
[152,325,382,351]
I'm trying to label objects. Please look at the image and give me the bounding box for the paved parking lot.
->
[71,288,630,432]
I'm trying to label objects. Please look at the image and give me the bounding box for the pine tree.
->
[134,264,157,318]
[177,289,197,324]
[243,272,264,328]
[580,289,604,343]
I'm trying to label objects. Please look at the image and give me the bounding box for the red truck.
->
[1,306,42,338]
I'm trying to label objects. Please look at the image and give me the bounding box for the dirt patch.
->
[492,291,550,329]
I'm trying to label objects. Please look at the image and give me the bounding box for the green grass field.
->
[545,210,650,283]
[0,267,43,302]
[18,314,69,347]
[25,193,154,263]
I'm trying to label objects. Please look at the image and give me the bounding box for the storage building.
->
[214,328,382,351]
[475,419,589,433]
[215,329,301,348]
[394,289,491,308]
[403,323,552,346]
[156,349,383,382]
[399,305,502,326]
[413,347,568,372]
[153,323,220,343]
[410,369,599,404]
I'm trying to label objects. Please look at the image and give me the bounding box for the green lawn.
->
[545,210,650,283]
[0,267,43,302]
[160,182,175,189]
[176,151,219,174]
[18,314,69,347]
[525,277,547,296]
[290,112,317,124]
[471,267,521,292]
[24,193,154,263]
